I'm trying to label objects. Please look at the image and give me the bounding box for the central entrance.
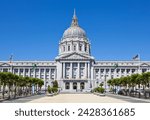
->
[73,82,77,90]
[64,80,88,92]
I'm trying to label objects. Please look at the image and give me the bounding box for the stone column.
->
[129,69,132,75]
[33,68,36,78]
[85,62,87,79]
[77,63,80,79]
[49,68,51,80]
[44,68,46,80]
[78,42,80,52]
[114,68,117,78]
[125,69,127,76]
[63,63,65,79]
[29,68,31,77]
[88,62,90,79]
[70,63,72,79]
[54,68,57,80]
[83,43,85,51]
[23,68,25,77]
[39,68,41,79]
[99,68,101,80]
[61,63,63,79]
[109,68,111,79]
[70,82,73,91]
[119,68,122,77]
[77,82,80,91]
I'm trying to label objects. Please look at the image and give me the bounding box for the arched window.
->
[68,45,70,51]
[65,82,70,89]
[80,82,85,90]
[73,45,76,51]
[85,46,87,52]
[79,44,82,51]
[73,82,77,90]
[63,46,65,52]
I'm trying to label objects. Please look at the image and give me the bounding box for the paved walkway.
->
[2,93,150,103]
[28,94,129,103]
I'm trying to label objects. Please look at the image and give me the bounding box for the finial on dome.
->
[71,9,78,27]
[73,8,76,17]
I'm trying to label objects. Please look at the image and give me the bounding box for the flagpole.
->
[9,54,13,73]
[138,54,141,74]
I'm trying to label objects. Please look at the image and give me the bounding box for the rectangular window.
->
[46,69,49,73]
[25,69,29,73]
[73,63,77,68]
[66,63,70,68]
[101,69,104,73]
[80,63,85,67]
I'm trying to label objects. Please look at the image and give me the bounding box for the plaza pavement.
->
[28,94,128,103]
[1,93,150,103]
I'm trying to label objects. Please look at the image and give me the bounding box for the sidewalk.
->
[106,93,150,103]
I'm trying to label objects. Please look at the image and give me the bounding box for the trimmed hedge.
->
[94,87,105,93]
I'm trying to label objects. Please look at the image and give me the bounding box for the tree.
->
[37,79,44,92]
[141,72,150,90]
[7,72,15,99]
[13,74,19,98]
[135,74,142,98]
[53,80,58,88]
[120,77,128,95]
[47,85,52,93]
[0,72,8,99]
[130,74,139,89]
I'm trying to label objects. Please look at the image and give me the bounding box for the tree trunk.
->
[2,84,5,99]
[138,84,141,98]
[8,85,11,99]
[14,87,16,98]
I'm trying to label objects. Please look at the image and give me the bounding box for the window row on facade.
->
[0,68,56,80]
[94,68,150,80]
[61,42,89,53]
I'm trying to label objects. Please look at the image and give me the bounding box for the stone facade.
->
[0,10,150,92]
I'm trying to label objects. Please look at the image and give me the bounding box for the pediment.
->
[140,63,150,67]
[56,52,94,60]
[0,63,11,67]
[62,53,89,59]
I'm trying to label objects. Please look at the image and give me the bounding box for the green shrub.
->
[51,87,58,93]
[47,85,52,93]
[99,83,104,87]
[94,87,105,93]
[53,80,58,88]
[98,87,105,93]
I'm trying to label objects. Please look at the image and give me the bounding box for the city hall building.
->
[0,11,150,92]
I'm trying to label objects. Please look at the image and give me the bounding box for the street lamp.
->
[96,79,99,87]
[104,75,107,93]
[45,80,48,94]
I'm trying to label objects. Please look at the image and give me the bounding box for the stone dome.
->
[63,26,86,39]
[58,10,91,56]
[62,9,87,39]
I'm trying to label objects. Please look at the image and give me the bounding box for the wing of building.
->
[0,10,150,92]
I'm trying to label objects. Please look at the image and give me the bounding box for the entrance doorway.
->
[65,82,70,90]
[73,82,77,90]
[80,82,85,90]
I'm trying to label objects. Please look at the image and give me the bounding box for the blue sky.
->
[0,0,150,61]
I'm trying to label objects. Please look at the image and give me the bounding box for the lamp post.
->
[96,79,99,87]
[104,75,107,93]
[45,80,48,94]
